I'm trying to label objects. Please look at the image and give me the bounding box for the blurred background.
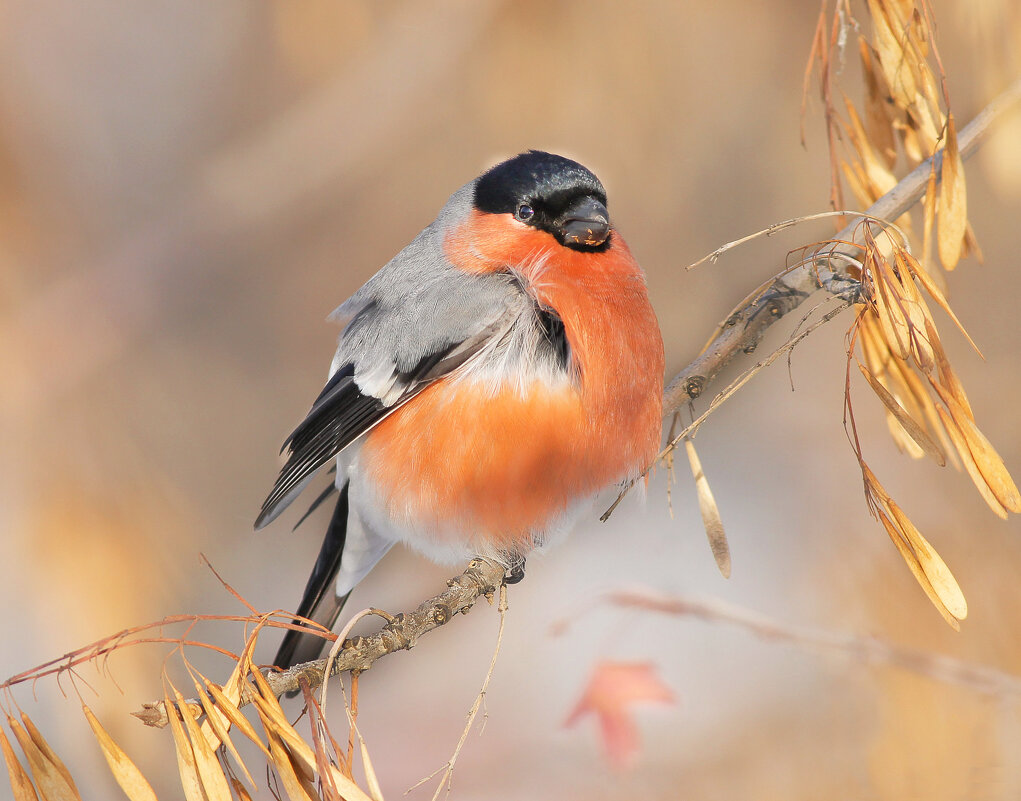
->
[2,0,1020,798]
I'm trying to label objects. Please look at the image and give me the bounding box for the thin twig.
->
[554,589,1021,698]
[134,558,507,727]
[409,584,509,800]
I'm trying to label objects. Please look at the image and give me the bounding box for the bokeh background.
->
[2,1,1020,798]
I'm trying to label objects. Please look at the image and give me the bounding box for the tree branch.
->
[134,558,507,727]
[663,74,1021,415]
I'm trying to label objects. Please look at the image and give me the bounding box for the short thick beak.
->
[559,196,610,247]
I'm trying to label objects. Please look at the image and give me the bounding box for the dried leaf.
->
[266,732,317,801]
[889,353,960,470]
[885,411,925,458]
[174,688,232,801]
[936,405,1008,519]
[203,679,269,758]
[860,38,897,168]
[249,681,375,801]
[82,706,157,801]
[963,223,983,263]
[868,0,917,107]
[843,96,897,196]
[941,395,1021,513]
[193,684,255,789]
[871,258,912,359]
[925,318,974,421]
[7,715,80,801]
[860,363,945,465]
[842,160,874,208]
[164,691,205,801]
[684,439,730,578]
[899,112,923,162]
[360,740,384,801]
[906,97,941,155]
[877,509,961,630]
[888,502,968,618]
[565,662,675,770]
[217,645,249,709]
[906,252,982,356]
[230,778,254,801]
[891,252,936,373]
[0,725,39,801]
[938,113,967,270]
[909,7,929,57]
[20,715,78,799]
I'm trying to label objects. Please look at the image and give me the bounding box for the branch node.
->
[685,376,706,400]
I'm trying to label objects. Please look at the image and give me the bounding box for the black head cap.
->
[473,151,611,251]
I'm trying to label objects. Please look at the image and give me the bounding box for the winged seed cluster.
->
[806,0,1020,625]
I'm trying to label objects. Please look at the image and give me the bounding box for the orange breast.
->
[360,210,664,552]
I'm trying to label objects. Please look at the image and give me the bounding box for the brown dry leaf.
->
[891,252,936,373]
[82,706,158,801]
[20,715,78,799]
[906,98,942,155]
[0,725,39,801]
[249,695,315,783]
[885,411,925,458]
[858,314,892,379]
[7,715,80,801]
[174,688,232,801]
[203,679,269,758]
[360,740,384,801]
[877,509,961,630]
[684,439,731,578]
[926,320,975,421]
[164,691,205,801]
[936,405,1008,519]
[937,113,967,270]
[230,777,254,801]
[193,684,256,789]
[249,682,375,801]
[906,252,982,356]
[842,160,874,207]
[889,353,960,469]
[219,635,254,708]
[860,38,897,168]
[859,363,945,465]
[940,393,1021,513]
[868,0,917,108]
[871,259,912,360]
[843,97,898,197]
[963,222,983,263]
[247,674,317,780]
[898,112,924,162]
[887,501,968,619]
[266,731,317,801]
[908,6,929,57]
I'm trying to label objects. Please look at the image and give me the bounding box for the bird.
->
[256,150,664,669]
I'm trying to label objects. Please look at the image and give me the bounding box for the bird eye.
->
[515,203,534,222]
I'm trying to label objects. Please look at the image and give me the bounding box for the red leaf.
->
[565,661,675,769]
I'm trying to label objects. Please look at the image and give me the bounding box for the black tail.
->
[274,482,352,669]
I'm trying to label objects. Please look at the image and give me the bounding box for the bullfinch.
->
[256,151,664,668]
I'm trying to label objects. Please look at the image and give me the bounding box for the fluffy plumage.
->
[259,152,664,668]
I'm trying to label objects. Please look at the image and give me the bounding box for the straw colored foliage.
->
[800,0,1020,625]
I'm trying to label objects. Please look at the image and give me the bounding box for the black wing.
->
[254,363,388,528]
